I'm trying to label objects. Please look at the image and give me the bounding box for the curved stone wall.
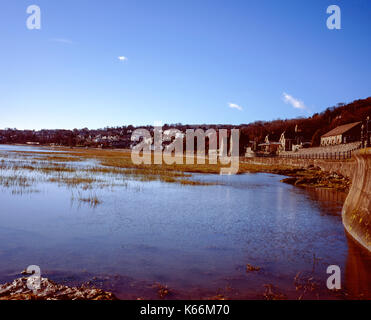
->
[342,148,371,252]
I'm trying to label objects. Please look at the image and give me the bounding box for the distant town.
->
[1,97,370,158]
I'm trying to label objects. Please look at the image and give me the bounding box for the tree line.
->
[1,97,370,149]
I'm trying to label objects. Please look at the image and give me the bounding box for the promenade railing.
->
[279,144,361,160]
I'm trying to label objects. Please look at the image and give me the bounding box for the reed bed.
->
[3,147,295,186]
[0,148,222,186]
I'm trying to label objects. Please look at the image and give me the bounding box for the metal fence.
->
[281,151,352,160]
[279,145,361,160]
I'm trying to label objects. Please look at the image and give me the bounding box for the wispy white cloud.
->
[50,38,74,44]
[282,92,306,110]
[118,56,128,62]
[228,102,243,111]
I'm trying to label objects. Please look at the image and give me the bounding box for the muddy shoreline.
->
[0,277,117,300]
[275,167,351,192]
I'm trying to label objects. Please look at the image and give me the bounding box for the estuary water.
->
[0,145,369,299]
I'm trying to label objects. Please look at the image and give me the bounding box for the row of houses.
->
[256,125,309,154]
[250,121,365,156]
[320,121,362,146]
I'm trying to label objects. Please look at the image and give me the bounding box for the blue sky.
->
[0,0,370,130]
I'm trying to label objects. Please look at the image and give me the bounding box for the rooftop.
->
[321,122,361,138]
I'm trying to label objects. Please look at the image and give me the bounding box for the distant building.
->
[278,131,295,152]
[320,121,362,146]
[258,135,280,154]
[244,147,255,158]
[292,142,311,152]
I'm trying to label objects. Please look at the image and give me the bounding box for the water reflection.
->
[0,145,62,153]
[301,187,347,217]
[345,235,371,297]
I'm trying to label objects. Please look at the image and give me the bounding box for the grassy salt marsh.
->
[0,148,226,205]
[0,147,351,195]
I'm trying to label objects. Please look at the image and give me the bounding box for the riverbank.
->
[276,167,350,192]
[0,271,358,300]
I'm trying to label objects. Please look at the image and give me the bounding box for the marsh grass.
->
[11,188,40,195]
[33,155,83,162]
[1,149,222,186]
[1,147,294,187]
[71,191,102,208]
[48,176,100,186]
[78,195,102,207]
[0,174,40,195]
[39,165,76,174]
[0,175,34,188]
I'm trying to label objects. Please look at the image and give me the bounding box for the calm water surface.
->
[0,145,369,299]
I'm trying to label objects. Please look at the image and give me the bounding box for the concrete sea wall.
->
[243,156,355,178]
[342,149,371,252]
